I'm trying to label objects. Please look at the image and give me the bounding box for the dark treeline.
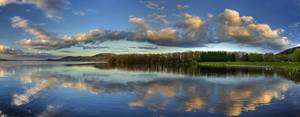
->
[109,49,300,66]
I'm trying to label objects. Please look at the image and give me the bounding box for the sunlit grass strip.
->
[198,62,300,71]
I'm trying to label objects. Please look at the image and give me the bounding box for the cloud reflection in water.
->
[0,62,294,116]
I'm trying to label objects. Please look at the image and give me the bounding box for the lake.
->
[0,61,299,117]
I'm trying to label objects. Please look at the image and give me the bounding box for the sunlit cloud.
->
[217,9,290,49]
[12,9,292,50]
[176,13,204,40]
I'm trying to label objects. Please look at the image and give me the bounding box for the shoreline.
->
[197,62,300,72]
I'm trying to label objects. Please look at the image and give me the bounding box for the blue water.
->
[0,61,299,117]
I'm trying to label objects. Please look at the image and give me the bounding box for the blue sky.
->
[0,0,300,56]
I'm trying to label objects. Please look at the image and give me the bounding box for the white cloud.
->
[144,1,164,10]
[177,4,190,10]
[177,13,204,39]
[289,22,300,28]
[128,17,145,24]
[11,16,65,49]
[217,9,291,49]
[151,14,169,24]
[73,11,86,16]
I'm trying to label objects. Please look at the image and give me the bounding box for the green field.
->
[197,62,300,71]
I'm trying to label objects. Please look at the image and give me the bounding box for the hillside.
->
[48,53,115,61]
[278,46,300,55]
[44,46,300,62]
[0,59,7,61]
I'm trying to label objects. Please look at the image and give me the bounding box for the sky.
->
[0,0,300,59]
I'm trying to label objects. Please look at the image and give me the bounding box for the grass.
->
[197,62,300,71]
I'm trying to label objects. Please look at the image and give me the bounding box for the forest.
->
[109,48,300,66]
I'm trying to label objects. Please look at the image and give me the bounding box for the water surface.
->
[0,61,299,117]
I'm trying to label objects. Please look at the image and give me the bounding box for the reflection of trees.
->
[14,71,290,116]
[0,110,7,117]
[0,62,294,116]
[107,64,300,83]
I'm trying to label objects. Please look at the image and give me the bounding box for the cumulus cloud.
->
[12,9,292,50]
[217,9,290,48]
[129,14,205,46]
[179,13,203,31]
[177,13,205,40]
[129,17,149,31]
[0,0,65,19]
[131,9,291,48]
[129,17,179,45]
[128,17,145,24]
[145,27,177,41]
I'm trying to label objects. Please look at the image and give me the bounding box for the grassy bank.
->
[198,62,300,71]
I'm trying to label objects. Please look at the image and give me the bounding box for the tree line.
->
[109,48,300,66]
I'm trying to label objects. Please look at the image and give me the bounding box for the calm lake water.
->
[0,61,299,117]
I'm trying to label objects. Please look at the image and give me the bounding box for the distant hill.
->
[48,53,115,61]
[0,59,7,61]
[278,46,300,55]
